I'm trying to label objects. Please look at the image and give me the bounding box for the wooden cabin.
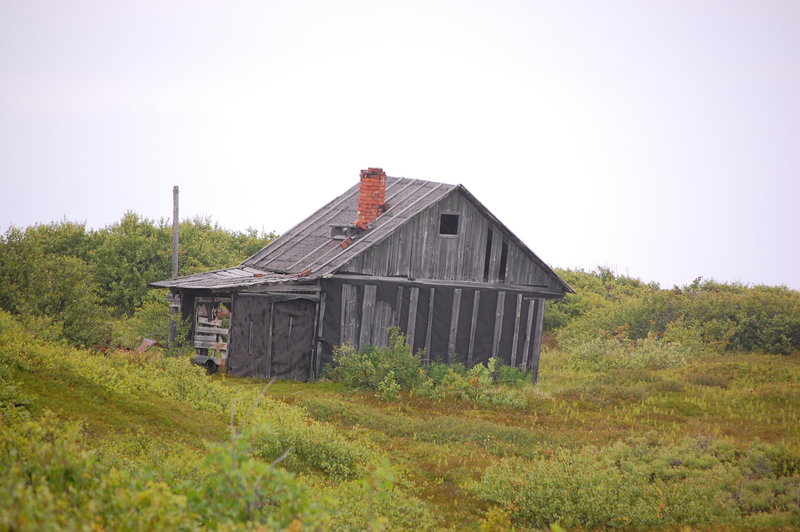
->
[151,168,573,381]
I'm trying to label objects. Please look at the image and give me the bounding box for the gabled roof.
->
[152,178,456,290]
[152,176,573,294]
[244,177,456,275]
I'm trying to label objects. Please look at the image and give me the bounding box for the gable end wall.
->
[340,189,561,290]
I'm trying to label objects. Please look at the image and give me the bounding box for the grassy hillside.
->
[2,217,799,529]
[2,310,798,530]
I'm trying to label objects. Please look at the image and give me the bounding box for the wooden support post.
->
[510,293,523,367]
[467,290,480,367]
[530,298,546,383]
[314,292,326,379]
[447,288,462,364]
[424,288,435,364]
[407,287,419,348]
[521,299,535,371]
[492,291,505,360]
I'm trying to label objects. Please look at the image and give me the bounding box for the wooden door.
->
[268,298,316,381]
[227,294,271,378]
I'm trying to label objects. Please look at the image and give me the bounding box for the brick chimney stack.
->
[356,168,387,229]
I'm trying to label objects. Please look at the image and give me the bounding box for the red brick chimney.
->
[355,168,387,229]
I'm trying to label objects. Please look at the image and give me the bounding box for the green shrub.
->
[320,460,435,531]
[473,438,800,530]
[494,363,529,387]
[569,335,690,372]
[329,327,424,391]
[376,370,401,402]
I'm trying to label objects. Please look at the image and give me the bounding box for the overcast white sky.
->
[2,0,799,289]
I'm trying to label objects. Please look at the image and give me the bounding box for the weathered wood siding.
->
[319,278,546,381]
[340,189,562,290]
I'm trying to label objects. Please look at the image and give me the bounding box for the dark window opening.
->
[483,229,493,281]
[499,240,509,282]
[439,214,459,235]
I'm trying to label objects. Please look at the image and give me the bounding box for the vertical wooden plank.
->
[424,287,435,364]
[340,284,359,346]
[406,287,419,347]
[266,302,275,378]
[530,298,546,383]
[510,293,523,367]
[314,292,326,379]
[394,286,404,327]
[487,228,502,282]
[372,301,393,346]
[360,285,377,346]
[492,291,506,360]
[467,290,480,366]
[447,288,462,363]
[521,299,535,371]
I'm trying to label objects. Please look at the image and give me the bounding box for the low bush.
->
[687,372,730,389]
[329,327,424,391]
[328,330,531,410]
[567,335,691,372]
[472,437,800,530]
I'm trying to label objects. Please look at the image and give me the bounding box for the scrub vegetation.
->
[1,216,799,530]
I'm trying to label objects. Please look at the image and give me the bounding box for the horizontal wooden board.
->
[195,325,230,335]
[194,340,228,350]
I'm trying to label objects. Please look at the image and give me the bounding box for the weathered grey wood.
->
[488,227,502,282]
[242,283,321,293]
[360,285,377,346]
[521,299,535,370]
[424,287,435,364]
[168,275,177,342]
[510,294,523,367]
[197,317,223,326]
[314,183,451,273]
[492,291,506,359]
[372,300,394,346]
[266,302,275,378]
[195,332,225,341]
[171,185,179,280]
[530,298,546,383]
[195,325,230,335]
[447,288,462,363]
[193,340,228,350]
[467,290,481,366]
[331,273,565,298]
[394,286,404,326]
[340,284,359,345]
[196,297,232,303]
[406,286,419,347]
[315,292,326,379]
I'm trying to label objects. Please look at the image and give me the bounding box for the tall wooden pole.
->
[168,186,179,346]
[172,186,179,279]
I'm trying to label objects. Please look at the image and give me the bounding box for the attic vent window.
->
[439,214,459,236]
